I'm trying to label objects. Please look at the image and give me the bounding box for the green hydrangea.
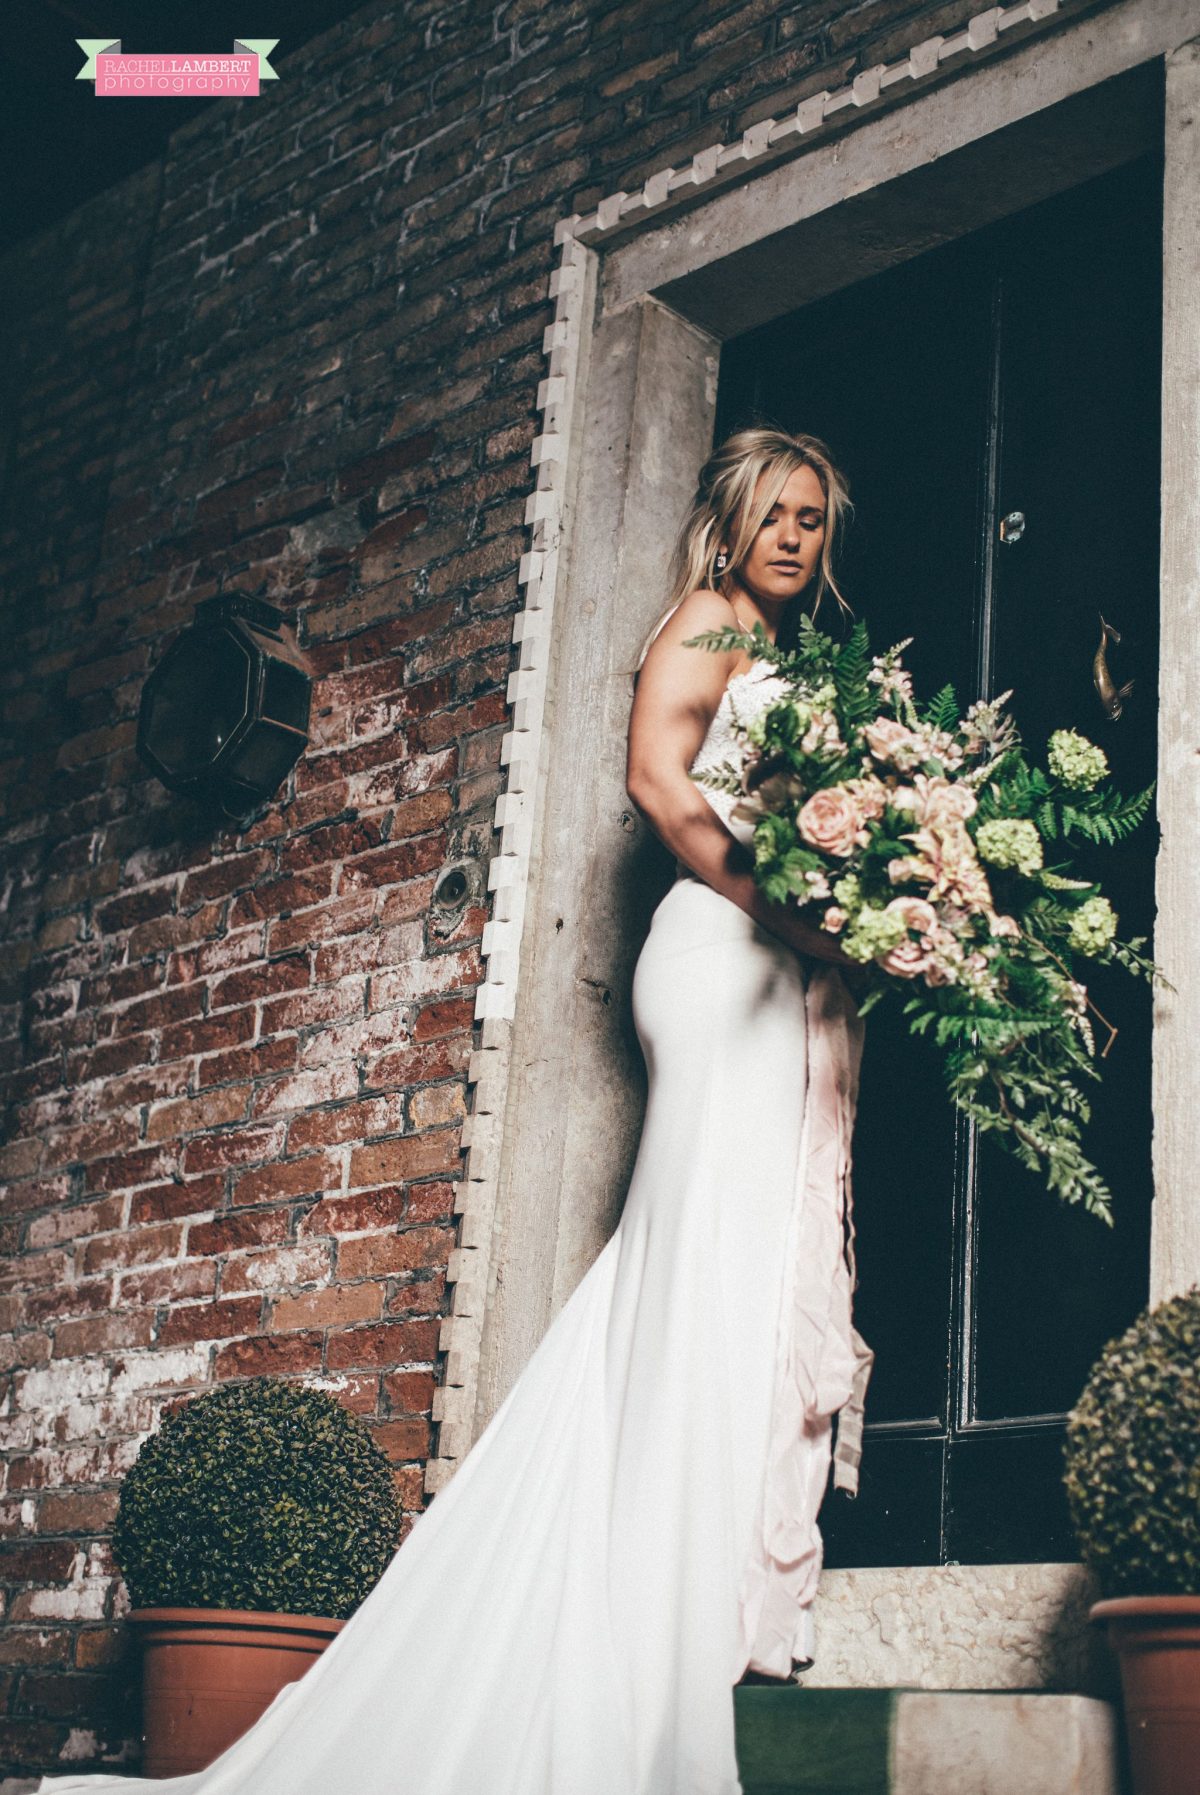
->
[1068,895,1117,956]
[832,872,863,915]
[974,817,1044,876]
[1048,729,1109,791]
[842,905,907,963]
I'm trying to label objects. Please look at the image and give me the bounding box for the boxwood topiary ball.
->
[1063,1285,1200,1598]
[112,1377,403,1621]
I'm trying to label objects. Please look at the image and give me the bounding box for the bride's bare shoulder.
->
[668,587,740,636]
[645,588,740,666]
[633,588,743,720]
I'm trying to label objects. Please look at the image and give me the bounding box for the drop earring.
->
[715,551,728,573]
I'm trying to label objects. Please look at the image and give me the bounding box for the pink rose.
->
[797,787,862,858]
[822,906,848,934]
[844,775,889,822]
[865,717,923,770]
[879,895,938,978]
[887,855,924,884]
[912,773,977,825]
[900,822,995,915]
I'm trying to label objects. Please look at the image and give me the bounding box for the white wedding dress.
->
[36,656,873,1795]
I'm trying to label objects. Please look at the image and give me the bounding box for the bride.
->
[35,426,874,1795]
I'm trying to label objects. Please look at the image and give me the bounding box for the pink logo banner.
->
[75,39,279,98]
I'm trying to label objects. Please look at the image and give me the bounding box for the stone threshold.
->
[733,1686,1119,1795]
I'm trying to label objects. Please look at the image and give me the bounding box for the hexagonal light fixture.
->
[137,594,313,819]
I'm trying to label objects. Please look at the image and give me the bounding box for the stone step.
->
[732,1687,1121,1795]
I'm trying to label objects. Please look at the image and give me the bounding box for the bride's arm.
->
[626,589,855,970]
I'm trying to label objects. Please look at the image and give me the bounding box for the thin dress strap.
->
[635,599,687,672]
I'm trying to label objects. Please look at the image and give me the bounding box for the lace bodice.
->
[687,659,792,848]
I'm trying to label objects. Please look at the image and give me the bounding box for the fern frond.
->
[920,683,960,732]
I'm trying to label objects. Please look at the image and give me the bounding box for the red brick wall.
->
[0,0,1098,1777]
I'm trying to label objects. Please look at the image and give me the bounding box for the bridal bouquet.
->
[686,616,1167,1224]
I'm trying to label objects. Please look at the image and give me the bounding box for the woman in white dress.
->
[35,427,874,1795]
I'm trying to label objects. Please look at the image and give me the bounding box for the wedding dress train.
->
[36,658,873,1795]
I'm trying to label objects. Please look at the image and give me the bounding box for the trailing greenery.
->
[112,1377,402,1620]
[1063,1286,1200,1597]
[684,616,1169,1224]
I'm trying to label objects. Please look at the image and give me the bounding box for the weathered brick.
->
[144,1084,251,1143]
[267,893,376,956]
[208,955,310,1011]
[157,1296,263,1345]
[186,1208,292,1255]
[110,983,205,1040]
[0,1539,79,1582]
[336,1225,455,1280]
[24,1280,116,1326]
[249,1063,361,1119]
[347,1131,462,1189]
[181,1123,287,1175]
[194,1033,298,1091]
[311,922,424,983]
[116,1260,217,1306]
[230,1151,341,1208]
[128,1174,224,1226]
[74,1625,130,1670]
[36,1491,120,1536]
[410,998,475,1042]
[213,1332,325,1379]
[334,834,446,894]
[259,978,366,1037]
[408,1081,467,1129]
[51,1311,158,1358]
[159,1006,257,1063]
[369,1416,431,1461]
[25,1197,125,1253]
[325,1317,439,1371]
[178,850,275,909]
[227,868,336,928]
[0,1627,72,1666]
[219,1241,331,1294]
[405,1181,456,1225]
[81,1223,184,1276]
[267,1280,382,1331]
[295,1186,407,1237]
[334,431,438,501]
[362,1036,471,1089]
[385,1270,447,1317]
[382,1368,436,1413]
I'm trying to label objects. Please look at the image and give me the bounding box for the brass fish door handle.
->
[1093,614,1135,721]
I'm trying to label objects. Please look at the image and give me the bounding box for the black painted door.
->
[715,152,1162,1566]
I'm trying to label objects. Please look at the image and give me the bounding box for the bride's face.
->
[723,463,827,605]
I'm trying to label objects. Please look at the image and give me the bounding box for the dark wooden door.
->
[715,152,1162,1565]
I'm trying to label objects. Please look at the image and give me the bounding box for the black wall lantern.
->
[137,594,313,820]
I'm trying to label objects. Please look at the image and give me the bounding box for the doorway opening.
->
[716,151,1163,1568]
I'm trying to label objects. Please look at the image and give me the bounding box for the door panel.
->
[715,151,1161,1566]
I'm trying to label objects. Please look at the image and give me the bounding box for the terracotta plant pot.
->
[1090,1595,1200,1795]
[125,1604,345,1775]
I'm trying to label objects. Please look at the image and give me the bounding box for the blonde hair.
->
[630,426,855,681]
